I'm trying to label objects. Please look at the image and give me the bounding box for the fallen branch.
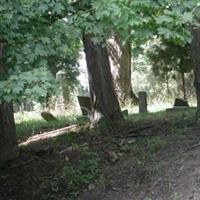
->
[127,126,153,135]
[115,126,154,138]
[7,156,47,170]
[182,143,200,153]
[7,158,34,170]
[126,133,157,138]
[19,124,78,146]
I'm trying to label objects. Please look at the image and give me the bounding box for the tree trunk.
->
[191,26,200,120]
[180,58,187,101]
[166,73,170,99]
[108,35,138,105]
[0,43,17,163]
[0,102,17,163]
[180,71,186,101]
[82,34,123,126]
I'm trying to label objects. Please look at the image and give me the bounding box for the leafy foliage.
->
[0,0,80,102]
[0,67,58,103]
[146,39,192,80]
[0,0,198,104]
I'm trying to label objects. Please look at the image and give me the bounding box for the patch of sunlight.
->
[14,111,42,123]
[14,108,81,124]
[123,102,173,115]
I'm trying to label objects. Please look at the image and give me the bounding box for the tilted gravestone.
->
[41,111,57,122]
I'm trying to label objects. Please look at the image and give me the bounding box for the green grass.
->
[127,107,196,123]
[62,145,100,197]
[14,107,198,199]
[147,136,167,153]
[15,112,87,141]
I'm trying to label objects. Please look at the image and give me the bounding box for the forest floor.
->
[1,109,200,200]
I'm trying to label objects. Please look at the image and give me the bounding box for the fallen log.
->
[19,124,78,146]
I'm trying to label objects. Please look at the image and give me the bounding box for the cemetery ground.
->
[1,108,200,200]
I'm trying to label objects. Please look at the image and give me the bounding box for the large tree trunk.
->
[109,35,138,105]
[0,102,17,163]
[191,25,200,120]
[0,43,17,163]
[82,34,123,126]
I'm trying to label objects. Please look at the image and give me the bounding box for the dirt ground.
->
[81,124,200,200]
[1,115,200,200]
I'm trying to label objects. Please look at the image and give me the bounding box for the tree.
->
[0,43,17,163]
[68,1,123,125]
[82,34,123,126]
[109,35,138,105]
[192,27,200,119]
[0,0,198,162]
[0,0,80,161]
[191,6,200,120]
[146,40,193,100]
[94,0,155,105]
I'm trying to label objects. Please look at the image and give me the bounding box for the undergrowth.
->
[62,145,100,197]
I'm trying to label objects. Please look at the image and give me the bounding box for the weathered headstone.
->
[138,91,147,113]
[56,70,69,113]
[77,96,92,116]
[41,111,57,122]
[122,109,128,118]
[174,98,189,107]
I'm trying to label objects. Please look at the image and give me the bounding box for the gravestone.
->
[56,70,70,113]
[166,98,190,112]
[138,91,147,113]
[41,111,57,122]
[122,109,128,118]
[174,98,189,107]
[77,96,92,116]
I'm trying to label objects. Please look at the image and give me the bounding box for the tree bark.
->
[82,34,123,126]
[191,25,200,120]
[0,102,17,163]
[180,70,186,101]
[180,58,187,101]
[109,35,138,105]
[166,73,170,99]
[0,43,17,163]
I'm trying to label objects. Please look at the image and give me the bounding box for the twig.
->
[126,133,157,138]
[7,155,48,170]
[8,158,34,170]
[127,126,153,135]
[182,143,200,153]
[104,178,121,191]
[116,126,153,137]
[116,126,154,138]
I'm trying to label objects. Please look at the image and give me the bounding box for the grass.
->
[14,106,198,198]
[147,136,167,154]
[15,112,88,141]
[62,145,100,197]
[127,107,196,124]
[15,105,197,141]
